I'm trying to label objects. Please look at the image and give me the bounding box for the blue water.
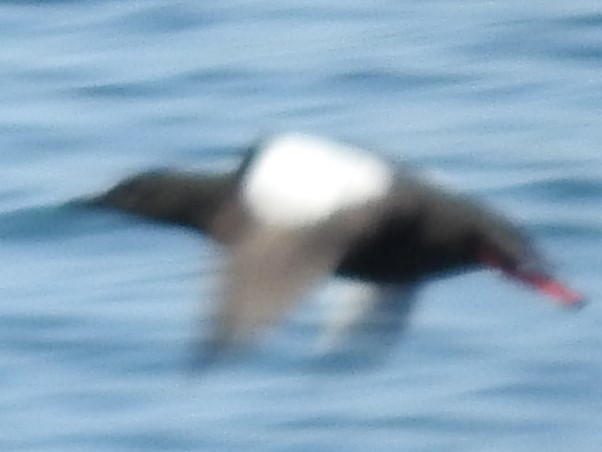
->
[1,1,601,450]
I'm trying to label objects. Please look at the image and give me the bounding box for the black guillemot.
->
[84,133,584,360]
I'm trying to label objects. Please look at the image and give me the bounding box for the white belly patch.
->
[242,134,394,227]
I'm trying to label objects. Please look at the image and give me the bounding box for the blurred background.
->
[0,1,600,450]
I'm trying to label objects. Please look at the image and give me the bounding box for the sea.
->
[0,1,601,451]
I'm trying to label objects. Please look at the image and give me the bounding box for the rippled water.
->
[1,1,601,451]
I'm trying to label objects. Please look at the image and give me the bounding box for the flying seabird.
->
[83,133,584,362]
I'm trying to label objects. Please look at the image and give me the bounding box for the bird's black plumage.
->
[82,134,583,357]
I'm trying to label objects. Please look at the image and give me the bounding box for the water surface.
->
[0,1,601,451]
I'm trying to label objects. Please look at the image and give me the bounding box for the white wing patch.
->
[242,134,394,227]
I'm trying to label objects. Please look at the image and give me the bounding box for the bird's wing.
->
[315,281,418,363]
[201,216,362,359]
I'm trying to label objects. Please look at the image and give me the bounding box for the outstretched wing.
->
[201,208,385,359]
[198,134,399,363]
[207,226,343,349]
